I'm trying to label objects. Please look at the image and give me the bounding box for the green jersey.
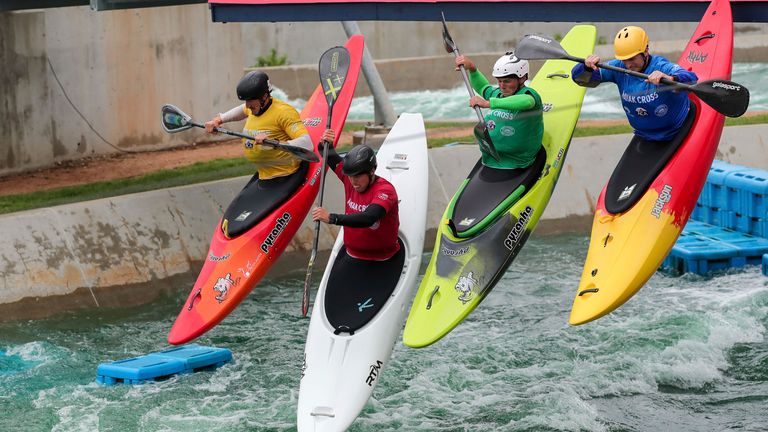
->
[469,70,544,169]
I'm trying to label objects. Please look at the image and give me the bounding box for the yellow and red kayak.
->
[167,35,364,345]
[571,0,734,325]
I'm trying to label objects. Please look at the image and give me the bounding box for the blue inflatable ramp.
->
[96,344,232,386]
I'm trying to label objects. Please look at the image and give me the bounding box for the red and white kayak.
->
[570,0,734,325]
[168,35,364,345]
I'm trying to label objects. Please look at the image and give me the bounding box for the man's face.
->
[348,172,371,192]
[622,52,647,72]
[497,76,524,97]
[245,94,269,112]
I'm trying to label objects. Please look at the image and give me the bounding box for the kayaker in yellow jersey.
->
[205,70,333,180]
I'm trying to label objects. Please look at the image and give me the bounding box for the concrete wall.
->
[2,4,766,178]
[240,20,768,65]
[0,6,244,178]
[1,123,766,320]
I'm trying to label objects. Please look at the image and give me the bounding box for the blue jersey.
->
[572,56,698,141]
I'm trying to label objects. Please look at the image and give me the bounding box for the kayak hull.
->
[167,35,365,345]
[571,0,734,325]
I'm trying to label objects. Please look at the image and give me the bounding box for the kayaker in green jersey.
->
[455,52,544,169]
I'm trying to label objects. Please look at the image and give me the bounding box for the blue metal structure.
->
[209,1,768,23]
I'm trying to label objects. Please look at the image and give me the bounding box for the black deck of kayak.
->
[604,101,696,214]
[449,147,547,237]
[324,239,406,335]
[221,162,308,238]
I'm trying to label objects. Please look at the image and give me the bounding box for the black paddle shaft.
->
[440,12,500,160]
[160,104,319,162]
[303,45,352,317]
[515,34,750,118]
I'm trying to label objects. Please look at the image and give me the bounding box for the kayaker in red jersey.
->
[572,26,698,142]
[311,139,400,261]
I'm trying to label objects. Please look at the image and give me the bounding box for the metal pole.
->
[341,21,397,127]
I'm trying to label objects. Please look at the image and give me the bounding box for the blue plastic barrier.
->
[663,234,743,275]
[674,161,768,276]
[701,160,752,211]
[96,344,232,386]
[763,254,768,277]
[724,169,768,221]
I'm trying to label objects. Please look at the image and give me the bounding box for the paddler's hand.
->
[321,129,335,144]
[646,70,673,85]
[469,95,490,109]
[584,55,600,71]
[204,116,223,134]
[455,55,477,73]
[251,133,270,146]
[312,207,331,224]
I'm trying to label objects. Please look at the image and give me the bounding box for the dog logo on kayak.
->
[213,273,235,303]
[455,272,479,304]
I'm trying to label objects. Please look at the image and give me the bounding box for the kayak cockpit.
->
[604,101,697,214]
[221,161,309,238]
[324,239,406,335]
[448,147,546,238]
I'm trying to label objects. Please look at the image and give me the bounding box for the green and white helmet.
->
[492,51,529,78]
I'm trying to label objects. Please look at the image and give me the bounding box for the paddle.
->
[440,12,500,161]
[160,104,319,163]
[514,34,750,118]
[302,45,352,317]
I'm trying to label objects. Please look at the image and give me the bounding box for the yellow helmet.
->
[614,26,649,60]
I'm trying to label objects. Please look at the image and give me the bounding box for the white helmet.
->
[492,51,529,78]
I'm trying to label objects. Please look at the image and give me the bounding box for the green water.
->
[2,234,768,431]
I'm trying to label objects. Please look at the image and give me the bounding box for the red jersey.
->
[334,164,400,260]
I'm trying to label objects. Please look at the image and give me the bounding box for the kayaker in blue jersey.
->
[571,26,698,141]
[454,52,544,170]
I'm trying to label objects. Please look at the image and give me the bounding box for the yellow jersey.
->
[242,98,309,179]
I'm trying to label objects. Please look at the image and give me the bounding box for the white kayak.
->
[297,113,429,432]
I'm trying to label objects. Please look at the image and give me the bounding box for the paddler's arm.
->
[455,55,494,97]
[467,93,534,111]
[648,60,698,85]
[317,129,342,169]
[312,205,386,228]
[489,94,535,111]
[204,104,248,133]
[571,55,602,88]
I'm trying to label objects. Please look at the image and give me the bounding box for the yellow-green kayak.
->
[403,24,596,348]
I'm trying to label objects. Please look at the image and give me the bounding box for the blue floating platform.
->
[663,221,768,276]
[96,344,232,386]
[700,160,752,210]
[724,169,768,220]
[678,161,768,276]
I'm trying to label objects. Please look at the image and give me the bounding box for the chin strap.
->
[252,95,273,116]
